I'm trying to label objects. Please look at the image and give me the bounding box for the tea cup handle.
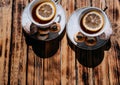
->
[53,0,60,4]
[103,5,108,12]
[99,26,113,40]
[55,14,61,23]
[102,0,108,12]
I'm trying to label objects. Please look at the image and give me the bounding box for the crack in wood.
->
[82,72,89,85]
[8,0,14,84]
[113,67,120,83]
[90,0,92,6]
[114,8,119,21]
[74,0,77,9]
[114,41,120,60]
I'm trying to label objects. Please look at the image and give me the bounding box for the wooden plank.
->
[76,49,94,85]
[27,45,43,85]
[10,0,28,85]
[91,0,110,85]
[114,0,120,84]
[26,0,62,84]
[43,46,61,85]
[91,49,110,85]
[27,0,61,85]
[0,0,12,85]
[105,0,120,84]
[34,55,43,85]
[75,0,93,85]
[42,35,61,85]
[27,46,35,85]
[38,1,62,85]
[61,0,76,85]
[27,0,43,85]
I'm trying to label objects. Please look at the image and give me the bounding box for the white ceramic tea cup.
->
[27,0,60,28]
[78,7,112,39]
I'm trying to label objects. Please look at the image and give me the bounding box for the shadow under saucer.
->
[24,28,65,58]
[68,37,111,68]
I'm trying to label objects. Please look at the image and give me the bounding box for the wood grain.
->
[27,45,44,85]
[27,0,44,84]
[0,0,12,85]
[106,0,120,84]
[61,0,76,85]
[10,0,28,85]
[75,0,94,85]
[91,0,110,85]
[43,46,61,85]
[0,0,120,85]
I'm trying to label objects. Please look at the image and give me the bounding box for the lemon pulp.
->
[36,2,56,21]
[82,11,104,32]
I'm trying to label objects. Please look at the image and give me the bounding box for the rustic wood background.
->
[0,0,120,85]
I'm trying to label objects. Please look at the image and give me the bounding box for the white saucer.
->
[67,8,112,50]
[22,3,66,41]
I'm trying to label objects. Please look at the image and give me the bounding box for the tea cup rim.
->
[78,7,107,37]
[27,0,58,28]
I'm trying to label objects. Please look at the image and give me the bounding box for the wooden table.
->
[0,0,120,85]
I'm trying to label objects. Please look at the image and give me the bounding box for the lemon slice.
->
[82,11,104,32]
[36,2,56,21]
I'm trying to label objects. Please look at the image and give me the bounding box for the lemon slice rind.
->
[36,2,56,21]
[82,11,104,32]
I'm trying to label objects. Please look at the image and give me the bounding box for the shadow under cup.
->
[28,0,57,28]
[78,7,106,37]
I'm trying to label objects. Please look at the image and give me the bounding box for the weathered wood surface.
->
[0,0,120,85]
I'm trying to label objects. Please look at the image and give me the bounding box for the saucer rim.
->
[21,4,66,41]
[66,7,111,50]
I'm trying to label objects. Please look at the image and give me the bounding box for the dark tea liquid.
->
[32,2,55,24]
